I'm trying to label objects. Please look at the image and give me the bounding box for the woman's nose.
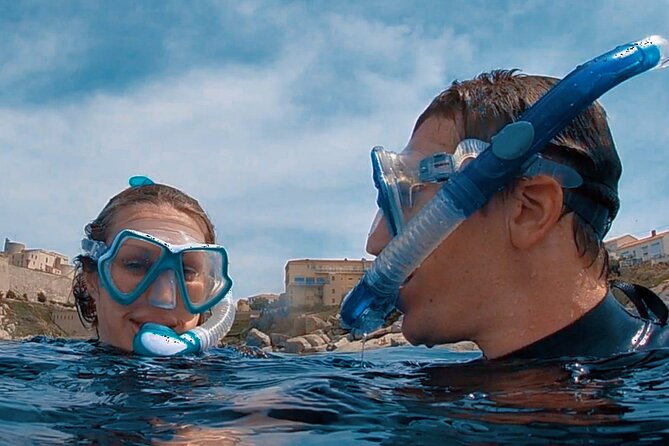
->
[366,210,392,256]
[147,270,178,310]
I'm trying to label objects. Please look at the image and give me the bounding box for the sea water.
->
[2,337,669,445]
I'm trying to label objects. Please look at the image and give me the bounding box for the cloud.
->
[0,10,477,297]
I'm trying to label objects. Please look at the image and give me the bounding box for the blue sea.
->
[2,338,669,445]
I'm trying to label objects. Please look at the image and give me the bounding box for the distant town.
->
[2,227,669,313]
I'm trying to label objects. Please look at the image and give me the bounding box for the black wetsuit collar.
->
[503,292,655,360]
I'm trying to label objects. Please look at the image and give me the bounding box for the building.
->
[3,238,71,276]
[284,258,372,308]
[605,230,669,266]
[1,238,74,305]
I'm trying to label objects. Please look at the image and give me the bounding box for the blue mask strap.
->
[521,154,583,189]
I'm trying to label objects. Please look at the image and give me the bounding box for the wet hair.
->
[414,70,621,275]
[73,183,216,328]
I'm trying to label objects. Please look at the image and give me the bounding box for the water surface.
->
[2,338,669,444]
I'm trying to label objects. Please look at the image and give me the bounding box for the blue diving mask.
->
[82,229,233,314]
[372,139,583,237]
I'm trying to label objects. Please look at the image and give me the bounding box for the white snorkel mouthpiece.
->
[133,292,237,356]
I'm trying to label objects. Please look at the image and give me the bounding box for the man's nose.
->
[366,210,392,256]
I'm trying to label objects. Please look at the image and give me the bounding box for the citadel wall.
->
[2,263,74,305]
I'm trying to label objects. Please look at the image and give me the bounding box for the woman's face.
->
[87,203,208,352]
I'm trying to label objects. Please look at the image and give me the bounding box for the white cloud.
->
[0,19,86,91]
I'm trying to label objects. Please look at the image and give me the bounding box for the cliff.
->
[0,298,91,340]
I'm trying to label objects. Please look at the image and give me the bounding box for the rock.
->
[310,330,331,344]
[285,336,311,354]
[652,280,669,303]
[327,315,340,327]
[270,333,290,348]
[369,326,392,339]
[335,333,408,352]
[442,341,480,352]
[326,326,347,338]
[347,326,391,341]
[305,316,329,334]
[305,345,328,353]
[332,337,351,350]
[235,345,271,358]
[0,328,9,340]
[291,315,308,336]
[390,334,408,347]
[303,334,327,347]
[390,318,403,333]
[245,328,271,348]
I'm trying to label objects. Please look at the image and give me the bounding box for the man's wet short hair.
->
[415,69,622,269]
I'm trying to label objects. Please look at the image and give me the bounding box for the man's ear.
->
[507,176,564,250]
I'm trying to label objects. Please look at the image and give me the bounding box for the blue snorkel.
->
[340,35,669,335]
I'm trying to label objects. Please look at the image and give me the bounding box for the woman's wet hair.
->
[73,183,216,327]
[414,69,621,277]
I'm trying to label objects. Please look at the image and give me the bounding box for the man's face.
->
[366,115,506,347]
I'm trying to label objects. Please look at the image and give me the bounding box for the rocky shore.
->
[3,267,668,353]
[239,312,479,354]
[0,298,71,340]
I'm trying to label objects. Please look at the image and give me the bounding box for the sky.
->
[1,0,668,299]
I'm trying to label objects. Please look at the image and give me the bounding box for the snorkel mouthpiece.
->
[133,293,237,356]
[133,323,202,356]
[341,35,669,335]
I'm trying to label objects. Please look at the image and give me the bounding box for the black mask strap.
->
[611,280,668,325]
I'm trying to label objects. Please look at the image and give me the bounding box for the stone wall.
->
[0,256,9,293]
[52,308,93,338]
[5,264,74,305]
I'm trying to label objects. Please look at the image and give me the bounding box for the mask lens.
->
[181,249,228,310]
[109,237,163,296]
[371,147,420,237]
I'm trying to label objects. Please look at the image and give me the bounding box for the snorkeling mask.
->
[373,140,583,237]
[83,229,232,314]
[341,35,669,335]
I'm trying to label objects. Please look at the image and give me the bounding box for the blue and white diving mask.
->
[372,139,583,237]
[81,229,232,314]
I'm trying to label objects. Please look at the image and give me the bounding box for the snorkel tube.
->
[340,35,669,335]
[133,293,237,356]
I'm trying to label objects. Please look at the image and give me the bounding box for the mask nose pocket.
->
[148,269,178,310]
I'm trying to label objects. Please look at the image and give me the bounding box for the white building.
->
[605,230,669,266]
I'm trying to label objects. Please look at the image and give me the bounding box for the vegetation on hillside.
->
[613,261,669,289]
[2,300,67,338]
